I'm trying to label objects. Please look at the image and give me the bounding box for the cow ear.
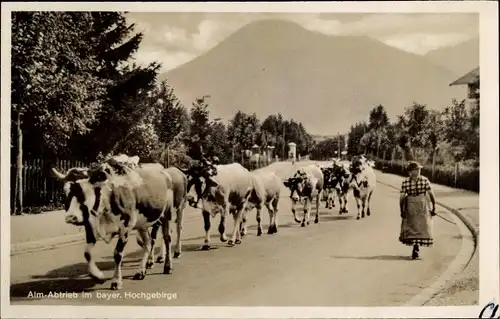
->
[51,168,67,181]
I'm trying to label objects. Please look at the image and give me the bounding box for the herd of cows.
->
[50,154,377,290]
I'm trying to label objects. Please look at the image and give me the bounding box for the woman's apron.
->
[399,194,434,247]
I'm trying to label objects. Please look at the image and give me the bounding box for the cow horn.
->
[51,167,67,180]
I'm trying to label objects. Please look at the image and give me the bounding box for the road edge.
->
[376,176,479,306]
[10,233,86,256]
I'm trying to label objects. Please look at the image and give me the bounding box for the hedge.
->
[375,159,479,192]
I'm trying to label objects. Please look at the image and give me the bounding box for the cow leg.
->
[147,223,160,269]
[233,212,243,245]
[174,206,184,259]
[273,197,279,233]
[361,195,367,218]
[134,229,151,280]
[291,198,301,224]
[85,243,105,282]
[301,198,311,227]
[162,217,173,274]
[229,204,246,246]
[218,203,229,243]
[331,190,336,207]
[240,210,248,238]
[355,197,361,220]
[83,225,105,282]
[201,210,212,250]
[256,204,263,236]
[266,201,275,234]
[343,194,349,214]
[110,234,128,290]
[315,194,320,223]
[366,190,373,217]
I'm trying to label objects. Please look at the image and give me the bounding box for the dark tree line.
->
[346,91,479,167]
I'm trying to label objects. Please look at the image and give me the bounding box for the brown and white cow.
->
[240,170,282,236]
[320,165,337,209]
[283,164,324,227]
[349,156,376,220]
[332,162,351,214]
[140,166,187,267]
[51,155,174,270]
[183,163,254,249]
[52,161,180,290]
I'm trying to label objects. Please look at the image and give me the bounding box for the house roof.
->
[449,67,479,86]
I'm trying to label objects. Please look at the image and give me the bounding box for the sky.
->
[125,12,479,73]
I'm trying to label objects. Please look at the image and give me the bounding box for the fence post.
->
[454,162,460,188]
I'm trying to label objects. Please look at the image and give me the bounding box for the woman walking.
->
[399,161,437,259]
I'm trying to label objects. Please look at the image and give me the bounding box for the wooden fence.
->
[10,155,282,213]
[10,159,90,213]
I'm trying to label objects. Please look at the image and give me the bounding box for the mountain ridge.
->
[161,19,465,135]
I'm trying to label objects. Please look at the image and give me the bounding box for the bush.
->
[375,159,479,192]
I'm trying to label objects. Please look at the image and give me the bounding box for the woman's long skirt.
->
[399,194,434,247]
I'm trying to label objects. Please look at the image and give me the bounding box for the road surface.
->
[10,162,464,306]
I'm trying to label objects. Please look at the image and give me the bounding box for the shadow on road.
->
[31,259,138,280]
[10,259,144,300]
[332,255,413,261]
[321,215,353,221]
[10,278,99,300]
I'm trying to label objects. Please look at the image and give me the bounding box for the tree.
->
[11,12,109,214]
[395,102,431,162]
[424,110,445,176]
[368,105,390,157]
[12,12,109,158]
[76,12,162,161]
[347,122,368,156]
[368,104,390,131]
[153,80,190,145]
[227,111,260,154]
[186,95,213,160]
[442,99,469,161]
[208,120,231,164]
[261,113,285,157]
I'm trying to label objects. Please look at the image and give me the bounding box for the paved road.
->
[10,162,465,306]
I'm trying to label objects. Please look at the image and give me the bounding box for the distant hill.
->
[161,19,464,135]
[424,36,479,76]
[312,134,337,142]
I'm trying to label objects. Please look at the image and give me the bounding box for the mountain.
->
[161,19,464,135]
[424,36,479,76]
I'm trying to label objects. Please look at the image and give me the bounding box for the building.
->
[449,66,479,105]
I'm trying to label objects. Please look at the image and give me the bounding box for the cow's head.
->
[349,158,368,188]
[51,167,91,223]
[283,169,311,202]
[333,163,350,180]
[55,163,116,227]
[181,161,218,208]
[320,166,337,188]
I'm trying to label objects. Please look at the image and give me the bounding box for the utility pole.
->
[282,123,286,160]
[337,134,341,160]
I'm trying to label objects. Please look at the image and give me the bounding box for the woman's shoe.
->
[412,245,420,259]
